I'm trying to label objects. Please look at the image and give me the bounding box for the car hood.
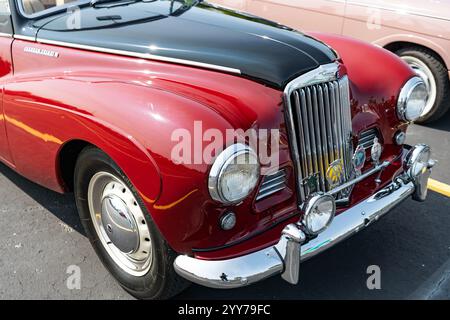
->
[34,0,336,88]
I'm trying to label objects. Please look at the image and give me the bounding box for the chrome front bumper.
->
[174,154,434,289]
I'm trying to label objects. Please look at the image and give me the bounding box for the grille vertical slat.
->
[339,77,353,180]
[300,90,313,177]
[329,83,341,161]
[285,71,353,203]
[334,82,344,164]
[335,81,346,179]
[293,92,308,184]
[311,86,326,191]
[292,93,306,201]
[317,85,331,190]
[306,88,319,177]
[323,85,335,164]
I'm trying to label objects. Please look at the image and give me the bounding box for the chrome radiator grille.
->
[284,64,353,203]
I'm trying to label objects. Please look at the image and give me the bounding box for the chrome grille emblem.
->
[352,145,366,175]
[326,159,345,189]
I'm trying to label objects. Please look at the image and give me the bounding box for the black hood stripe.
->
[27,1,336,88]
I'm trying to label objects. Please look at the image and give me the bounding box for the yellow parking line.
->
[428,179,450,198]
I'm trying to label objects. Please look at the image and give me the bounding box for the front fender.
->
[309,32,414,157]
[310,32,414,100]
[6,40,292,255]
[3,82,163,209]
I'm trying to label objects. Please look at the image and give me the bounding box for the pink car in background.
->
[213,0,450,123]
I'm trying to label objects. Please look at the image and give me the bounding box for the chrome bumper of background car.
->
[174,157,434,289]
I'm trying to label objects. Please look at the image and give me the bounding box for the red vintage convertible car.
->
[0,0,435,299]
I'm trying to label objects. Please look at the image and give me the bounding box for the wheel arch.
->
[54,126,163,208]
[57,139,93,192]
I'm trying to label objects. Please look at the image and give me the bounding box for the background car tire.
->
[74,146,189,299]
[396,47,450,124]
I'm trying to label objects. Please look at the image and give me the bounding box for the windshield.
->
[19,0,198,17]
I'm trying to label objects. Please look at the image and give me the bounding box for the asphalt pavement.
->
[0,112,449,300]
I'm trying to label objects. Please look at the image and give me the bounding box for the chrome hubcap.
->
[101,195,139,254]
[88,172,152,276]
[401,56,437,117]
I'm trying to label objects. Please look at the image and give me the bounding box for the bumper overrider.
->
[174,144,435,289]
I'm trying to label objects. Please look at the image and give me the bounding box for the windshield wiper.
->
[169,0,203,16]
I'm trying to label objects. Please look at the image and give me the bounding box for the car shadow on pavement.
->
[0,162,85,236]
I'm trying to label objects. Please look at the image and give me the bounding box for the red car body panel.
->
[0,31,414,259]
[0,37,14,166]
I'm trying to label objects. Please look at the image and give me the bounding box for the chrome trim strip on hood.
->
[13,35,242,74]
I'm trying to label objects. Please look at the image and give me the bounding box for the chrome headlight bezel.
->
[397,77,428,122]
[208,143,260,205]
[302,193,336,236]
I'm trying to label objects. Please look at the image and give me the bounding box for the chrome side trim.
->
[174,177,416,289]
[0,32,12,38]
[12,34,241,74]
[32,37,242,74]
[13,34,35,41]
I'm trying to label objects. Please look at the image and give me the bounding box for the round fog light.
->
[220,212,236,231]
[302,194,336,236]
[405,144,431,179]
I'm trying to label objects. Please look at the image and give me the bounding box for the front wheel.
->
[74,146,189,299]
[396,47,450,124]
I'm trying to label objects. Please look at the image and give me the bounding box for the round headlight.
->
[405,144,431,179]
[397,77,428,122]
[209,143,260,205]
[302,194,336,236]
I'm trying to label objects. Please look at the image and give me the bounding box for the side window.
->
[0,0,12,35]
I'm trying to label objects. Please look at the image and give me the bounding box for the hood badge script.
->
[24,47,60,58]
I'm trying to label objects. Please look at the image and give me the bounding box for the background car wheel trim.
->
[401,55,437,118]
[87,171,153,277]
